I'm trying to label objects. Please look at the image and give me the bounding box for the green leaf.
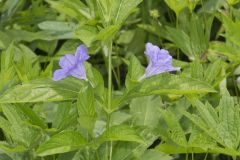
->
[138,24,165,38]
[93,25,120,42]
[204,60,222,85]
[116,30,135,44]
[218,94,240,149]
[18,104,47,129]
[13,45,40,82]
[55,40,81,56]
[5,29,77,42]
[110,111,132,126]
[0,142,27,153]
[189,60,223,86]
[0,31,12,49]
[1,0,25,20]
[110,0,143,24]
[67,149,99,160]
[96,0,109,23]
[187,97,219,131]
[37,131,87,156]
[34,40,58,56]
[208,41,240,62]
[1,42,15,70]
[0,66,18,95]
[140,149,172,160]
[75,25,98,46]
[185,93,240,151]
[130,96,162,128]
[98,125,145,144]
[0,78,84,103]
[166,26,192,58]
[220,14,240,47]
[188,126,217,149]
[166,14,212,60]
[200,0,225,13]
[157,143,205,154]
[52,103,78,130]
[125,55,145,89]
[0,116,11,139]
[77,84,96,133]
[190,61,204,81]
[137,74,215,94]
[164,0,187,15]
[1,104,42,147]
[186,0,200,12]
[38,21,77,32]
[157,143,239,155]
[114,73,215,109]
[85,63,105,96]
[227,0,240,5]
[46,0,91,20]
[188,14,211,58]
[159,109,188,146]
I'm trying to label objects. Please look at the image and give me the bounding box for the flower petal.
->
[145,65,180,78]
[145,42,160,63]
[158,49,172,65]
[53,69,68,81]
[75,45,90,62]
[59,54,76,70]
[69,63,87,80]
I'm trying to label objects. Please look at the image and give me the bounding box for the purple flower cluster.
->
[52,42,180,81]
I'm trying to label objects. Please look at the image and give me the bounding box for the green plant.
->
[0,0,240,160]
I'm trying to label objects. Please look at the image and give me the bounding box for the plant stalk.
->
[176,14,180,60]
[107,41,113,160]
[107,41,113,112]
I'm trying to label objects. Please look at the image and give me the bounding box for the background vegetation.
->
[0,0,240,160]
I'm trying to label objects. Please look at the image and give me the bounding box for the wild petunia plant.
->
[0,0,240,160]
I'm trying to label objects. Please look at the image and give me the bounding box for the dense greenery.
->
[0,0,240,160]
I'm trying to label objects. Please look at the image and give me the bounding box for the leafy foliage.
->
[0,0,240,160]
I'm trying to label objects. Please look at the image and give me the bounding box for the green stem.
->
[109,141,113,160]
[168,8,174,24]
[107,41,113,160]
[186,153,188,160]
[230,66,240,103]
[107,42,112,112]
[176,14,180,60]
[117,66,121,87]
[176,14,179,29]
[185,147,189,160]
[203,152,208,160]
[112,66,121,89]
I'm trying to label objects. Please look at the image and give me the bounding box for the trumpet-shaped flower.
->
[53,45,89,81]
[144,42,180,78]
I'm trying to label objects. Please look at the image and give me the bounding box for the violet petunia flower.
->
[53,44,90,81]
[143,42,180,78]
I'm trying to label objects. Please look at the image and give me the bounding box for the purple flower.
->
[143,42,180,78]
[53,44,90,81]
